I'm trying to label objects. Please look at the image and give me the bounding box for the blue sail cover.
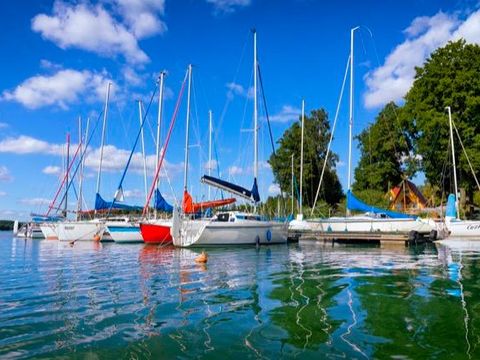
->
[154,189,173,212]
[446,193,457,218]
[201,175,261,203]
[346,190,415,219]
[94,193,142,211]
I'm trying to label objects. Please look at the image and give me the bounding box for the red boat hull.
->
[140,223,172,244]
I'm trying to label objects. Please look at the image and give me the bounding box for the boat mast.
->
[77,117,90,220]
[447,106,460,219]
[154,71,166,218]
[347,26,359,216]
[95,82,112,214]
[138,100,148,204]
[253,29,258,208]
[77,117,82,219]
[291,153,294,214]
[208,110,213,200]
[64,132,70,217]
[299,99,305,218]
[183,65,193,194]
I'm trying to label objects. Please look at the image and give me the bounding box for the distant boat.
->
[443,107,480,238]
[172,31,288,247]
[290,27,434,239]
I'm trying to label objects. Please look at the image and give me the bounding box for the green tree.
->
[353,102,415,193]
[269,109,343,207]
[402,40,480,200]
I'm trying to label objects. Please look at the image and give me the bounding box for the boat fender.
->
[93,234,101,242]
[408,230,419,244]
[195,251,208,263]
[429,230,437,242]
[256,235,260,247]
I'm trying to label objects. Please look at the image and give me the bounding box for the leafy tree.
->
[402,40,480,200]
[269,109,343,207]
[353,102,415,192]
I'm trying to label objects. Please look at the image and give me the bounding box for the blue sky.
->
[1,0,480,220]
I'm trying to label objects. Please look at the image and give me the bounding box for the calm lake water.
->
[1,231,480,359]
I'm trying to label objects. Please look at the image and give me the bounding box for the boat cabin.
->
[213,212,264,223]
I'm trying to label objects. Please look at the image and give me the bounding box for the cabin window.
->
[216,213,229,222]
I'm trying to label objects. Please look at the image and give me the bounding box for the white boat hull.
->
[40,223,58,240]
[107,224,143,243]
[446,219,480,238]
[174,218,288,247]
[55,222,105,242]
[290,216,433,234]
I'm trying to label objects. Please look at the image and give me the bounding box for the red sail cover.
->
[182,191,236,214]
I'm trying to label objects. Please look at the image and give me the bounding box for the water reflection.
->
[2,233,480,358]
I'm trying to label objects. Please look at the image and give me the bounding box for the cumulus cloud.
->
[364,10,480,109]
[19,198,51,206]
[0,166,13,182]
[228,165,243,176]
[226,82,254,99]
[0,136,64,155]
[0,122,8,129]
[113,0,167,38]
[123,188,144,198]
[0,191,6,197]
[2,69,113,109]
[42,165,62,175]
[268,105,301,123]
[204,159,218,171]
[206,0,251,14]
[31,1,152,64]
[268,183,280,196]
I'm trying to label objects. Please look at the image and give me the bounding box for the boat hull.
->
[40,224,58,240]
[174,220,288,247]
[107,224,143,243]
[290,217,433,234]
[140,221,173,244]
[55,222,105,242]
[446,219,480,238]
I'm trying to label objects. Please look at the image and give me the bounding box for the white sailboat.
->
[443,106,480,238]
[290,27,434,238]
[172,31,288,247]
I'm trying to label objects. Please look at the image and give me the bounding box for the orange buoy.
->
[93,234,101,242]
[195,251,208,264]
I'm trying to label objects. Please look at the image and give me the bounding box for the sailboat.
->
[290,27,434,238]
[443,107,480,238]
[171,31,288,247]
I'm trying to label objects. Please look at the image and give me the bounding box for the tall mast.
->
[253,29,258,185]
[183,65,193,192]
[208,110,213,199]
[447,106,460,219]
[347,26,359,216]
[154,71,166,219]
[291,153,294,214]
[64,132,70,217]
[77,117,82,219]
[139,100,148,203]
[96,82,112,197]
[300,99,305,217]
[78,117,90,220]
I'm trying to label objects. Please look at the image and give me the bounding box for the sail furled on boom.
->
[201,175,260,203]
[182,190,236,214]
[95,193,142,211]
[346,190,415,219]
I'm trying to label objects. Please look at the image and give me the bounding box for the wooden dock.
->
[288,230,429,246]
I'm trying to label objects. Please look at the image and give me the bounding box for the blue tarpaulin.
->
[346,190,415,219]
[94,193,142,211]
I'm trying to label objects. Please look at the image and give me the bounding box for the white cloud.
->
[123,188,144,198]
[0,166,13,182]
[0,191,6,197]
[0,122,8,129]
[0,136,64,155]
[32,1,150,64]
[226,82,254,99]
[204,159,218,171]
[364,10,480,109]
[113,0,167,38]
[2,69,113,109]
[42,166,62,175]
[19,198,51,206]
[268,105,301,123]
[268,183,280,196]
[206,0,251,13]
[228,165,243,176]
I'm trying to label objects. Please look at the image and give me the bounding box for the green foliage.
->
[353,102,415,192]
[402,40,480,198]
[419,182,442,207]
[0,220,14,231]
[269,109,343,207]
[352,189,390,210]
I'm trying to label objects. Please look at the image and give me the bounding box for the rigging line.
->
[51,114,103,216]
[311,55,350,216]
[143,70,188,216]
[453,119,480,192]
[107,85,158,215]
[257,64,276,155]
